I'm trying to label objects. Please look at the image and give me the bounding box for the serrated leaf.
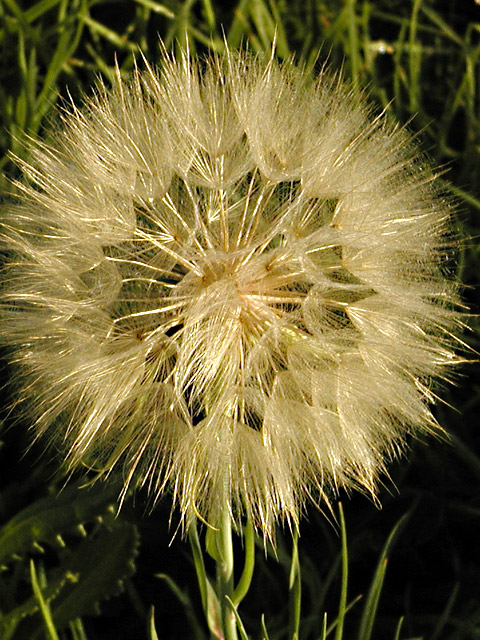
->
[0,517,138,640]
[48,521,139,628]
[0,484,119,564]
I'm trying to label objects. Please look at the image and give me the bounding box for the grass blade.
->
[357,512,410,640]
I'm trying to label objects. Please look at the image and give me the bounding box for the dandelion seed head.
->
[0,48,464,537]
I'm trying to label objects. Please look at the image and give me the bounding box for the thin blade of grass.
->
[393,616,404,640]
[430,582,459,640]
[261,613,271,640]
[133,0,175,18]
[289,527,302,640]
[225,596,250,640]
[148,606,159,640]
[334,503,348,640]
[357,512,411,640]
[30,560,60,640]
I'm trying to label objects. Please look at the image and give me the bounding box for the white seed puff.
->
[0,48,464,536]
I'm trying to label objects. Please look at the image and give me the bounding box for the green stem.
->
[30,560,60,640]
[334,503,348,640]
[217,505,238,640]
[288,528,302,640]
[189,524,209,615]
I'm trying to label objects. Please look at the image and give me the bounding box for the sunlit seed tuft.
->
[0,47,465,539]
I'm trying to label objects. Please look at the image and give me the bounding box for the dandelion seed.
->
[0,48,464,538]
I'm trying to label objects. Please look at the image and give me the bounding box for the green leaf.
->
[148,607,160,640]
[48,520,139,627]
[0,501,137,640]
[226,0,251,48]
[319,613,327,640]
[29,560,60,640]
[0,566,73,640]
[204,576,223,640]
[393,617,404,640]
[357,512,410,640]
[33,7,87,128]
[188,524,222,639]
[68,618,89,640]
[334,503,348,640]
[0,484,119,564]
[232,516,255,606]
[325,596,362,638]
[5,0,62,25]
[155,573,205,640]
[82,14,139,50]
[4,521,138,639]
[289,528,301,640]
[133,0,174,18]
[225,596,250,640]
[189,524,209,614]
[205,524,222,563]
[430,581,459,640]
[261,613,271,640]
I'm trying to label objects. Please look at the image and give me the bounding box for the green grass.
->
[0,1,479,639]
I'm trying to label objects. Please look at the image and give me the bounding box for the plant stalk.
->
[217,503,238,640]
